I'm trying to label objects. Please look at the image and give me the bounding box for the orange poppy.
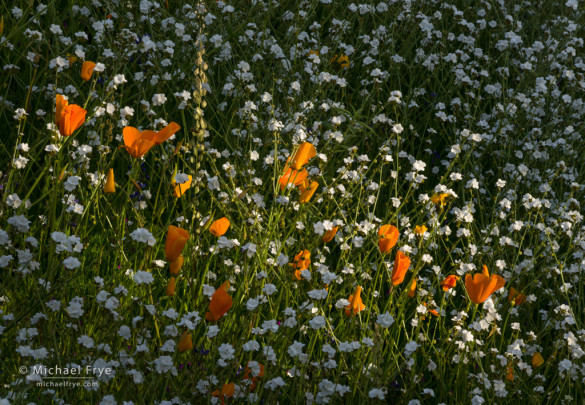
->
[322,226,339,243]
[242,362,264,391]
[177,331,193,352]
[209,217,230,237]
[345,286,366,316]
[414,225,428,236]
[206,281,232,321]
[169,255,183,275]
[211,382,235,405]
[378,225,399,253]
[166,277,176,296]
[532,352,544,368]
[408,278,417,298]
[330,54,349,69]
[288,142,316,170]
[464,265,505,304]
[165,225,189,262]
[506,363,514,381]
[81,61,96,81]
[430,193,450,208]
[440,275,460,291]
[103,169,115,193]
[391,251,410,286]
[279,168,309,191]
[299,180,318,203]
[121,122,181,158]
[172,175,192,198]
[508,287,526,306]
[55,95,87,137]
[290,249,310,280]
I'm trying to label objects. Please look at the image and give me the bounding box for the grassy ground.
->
[1,0,585,403]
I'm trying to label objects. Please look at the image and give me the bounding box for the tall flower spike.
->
[391,251,410,286]
[205,281,232,321]
[378,225,399,253]
[209,217,230,237]
[464,265,505,304]
[165,226,189,262]
[103,169,115,194]
[345,286,366,316]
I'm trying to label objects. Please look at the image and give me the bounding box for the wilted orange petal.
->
[322,226,339,243]
[166,277,176,296]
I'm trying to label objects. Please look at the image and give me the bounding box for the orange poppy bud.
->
[121,122,181,158]
[408,278,417,298]
[172,175,192,198]
[508,287,526,306]
[211,382,235,404]
[289,142,316,170]
[391,251,410,286]
[440,275,460,291]
[279,168,309,191]
[290,250,310,280]
[464,265,505,304]
[206,281,232,321]
[299,181,318,203]
[81,61,96,81]
[104,169,115,193]
[345,286,366,316]
[532,352,544,368]
[177,331,193,352]
[169,255,184,275]
[322,226,339,243]
[209,217,230,237]
[165,226,189,262]
[55,94,86,137]
[378,225,399,253]
[166,277,176,296]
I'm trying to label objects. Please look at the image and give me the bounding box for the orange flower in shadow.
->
[206,281,232,321]
[81,61,96,81]
[165,225,189,262]
[242,362,264,391]
[322,226,339,243]
[211,382,235,405]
